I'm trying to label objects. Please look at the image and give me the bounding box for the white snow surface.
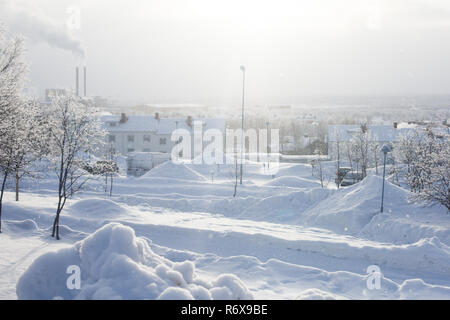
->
[1,161,449,300]
[16,223,252,300]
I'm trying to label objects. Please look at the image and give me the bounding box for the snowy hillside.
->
[0,161,449,300]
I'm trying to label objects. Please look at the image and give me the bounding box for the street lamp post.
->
[240,65,246,185]
[380,145,391,213]
[266,121,270,169]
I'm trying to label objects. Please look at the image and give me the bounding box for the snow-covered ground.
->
[1,161,449,299]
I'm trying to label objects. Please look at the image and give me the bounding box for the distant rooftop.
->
[101,114,225,134]
[328,124,416,142]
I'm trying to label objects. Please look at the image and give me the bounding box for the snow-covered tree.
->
[394,130,422,179]
[313,149,325,188]
[10,100,52,202]
[345,141,354,172]
[0,29,27,232]
[394,128,449,211]
[84,159,119,196]
[334,128,342,188]
[46,95,106,239]
[350,123,369,178]
[370,142,380,175]
[408,130,449,211]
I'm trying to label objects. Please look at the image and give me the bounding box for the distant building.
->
[126,152,170,177]
[267,105,292,115]
[44,88,71,102]
[102,113,225,157]
[327,123,416,159]
[143,104,209,115]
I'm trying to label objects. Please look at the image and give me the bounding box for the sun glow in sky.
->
[2,0,450,105]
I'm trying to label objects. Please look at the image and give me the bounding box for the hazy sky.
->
[2,0,450,105]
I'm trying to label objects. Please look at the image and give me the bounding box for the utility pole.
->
[380,145,391,213]
[240,65,246,185]
[266,121,270,169]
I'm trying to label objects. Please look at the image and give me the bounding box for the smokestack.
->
[120,113,127,123]
[83,66,87,97]
[186,116,193,127]
[75,67,79,97]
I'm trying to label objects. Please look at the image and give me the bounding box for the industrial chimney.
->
[186,115,193,127]
[75,67,79,97]
[120,113,127,124]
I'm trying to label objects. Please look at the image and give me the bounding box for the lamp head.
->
[381,145,391,154]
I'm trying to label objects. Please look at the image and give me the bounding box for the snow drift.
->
[141,162,207,182]
[16,223,253,300]
[264,176,321,189]
[68,198,127,218]
[300,175,450,245]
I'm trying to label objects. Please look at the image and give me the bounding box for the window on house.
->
[108,122,117,127]
[127,135,135,143]
[108,135,116,143]
[160,138,167,145]
[127,148,135,153]
[143,135,151,143]
[143,148,151,152]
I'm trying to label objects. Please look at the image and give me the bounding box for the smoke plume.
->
[0,0,85,58]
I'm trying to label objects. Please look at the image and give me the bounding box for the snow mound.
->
[141,162,207,182]
[16,223,253,300]
[295,288,343,300]
[242,188,332,222]
[264,176,321,189]
[5,219,39,232]
[69,198,126,218]
[299,174,450,245]
[300,175,408,233]
[275,163,313,178]
[44,225,89,240]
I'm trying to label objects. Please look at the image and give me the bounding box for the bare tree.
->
[334,129,342,188]
[47,95,105,240]
[351,123,369,178]
[313,149,324,188]
[370,142,380,175]
[345,141,354,172]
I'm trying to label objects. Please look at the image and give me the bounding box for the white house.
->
[327,123,416,160]
[101,113,226,157]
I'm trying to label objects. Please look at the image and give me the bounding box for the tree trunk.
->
[15,170,19,202]
[70,175,74,197]
[52,194,63,240]
[109,175,113,197]
[52,211,61,240]
[336,142,340,189]
[0,172,9,233]
[233,156,238,198]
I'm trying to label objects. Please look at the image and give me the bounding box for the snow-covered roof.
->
[145,104,207,109]
[101,115,225,135]
[328,125,416,142]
